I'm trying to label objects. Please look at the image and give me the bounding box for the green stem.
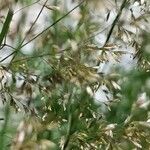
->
[104,0,128,46]
[62,114,72,150]
[0,105,10,150]
[21,0,84,48]
[0,9,13,46]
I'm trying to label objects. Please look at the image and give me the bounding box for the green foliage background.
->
[0,0,150,149]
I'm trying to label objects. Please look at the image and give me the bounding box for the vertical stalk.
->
[0,8,13,46]
[104,0,128,46]
[62,113,72,150]
[0,104,10,150]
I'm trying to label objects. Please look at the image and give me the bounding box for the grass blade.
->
[0,9,13,46]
